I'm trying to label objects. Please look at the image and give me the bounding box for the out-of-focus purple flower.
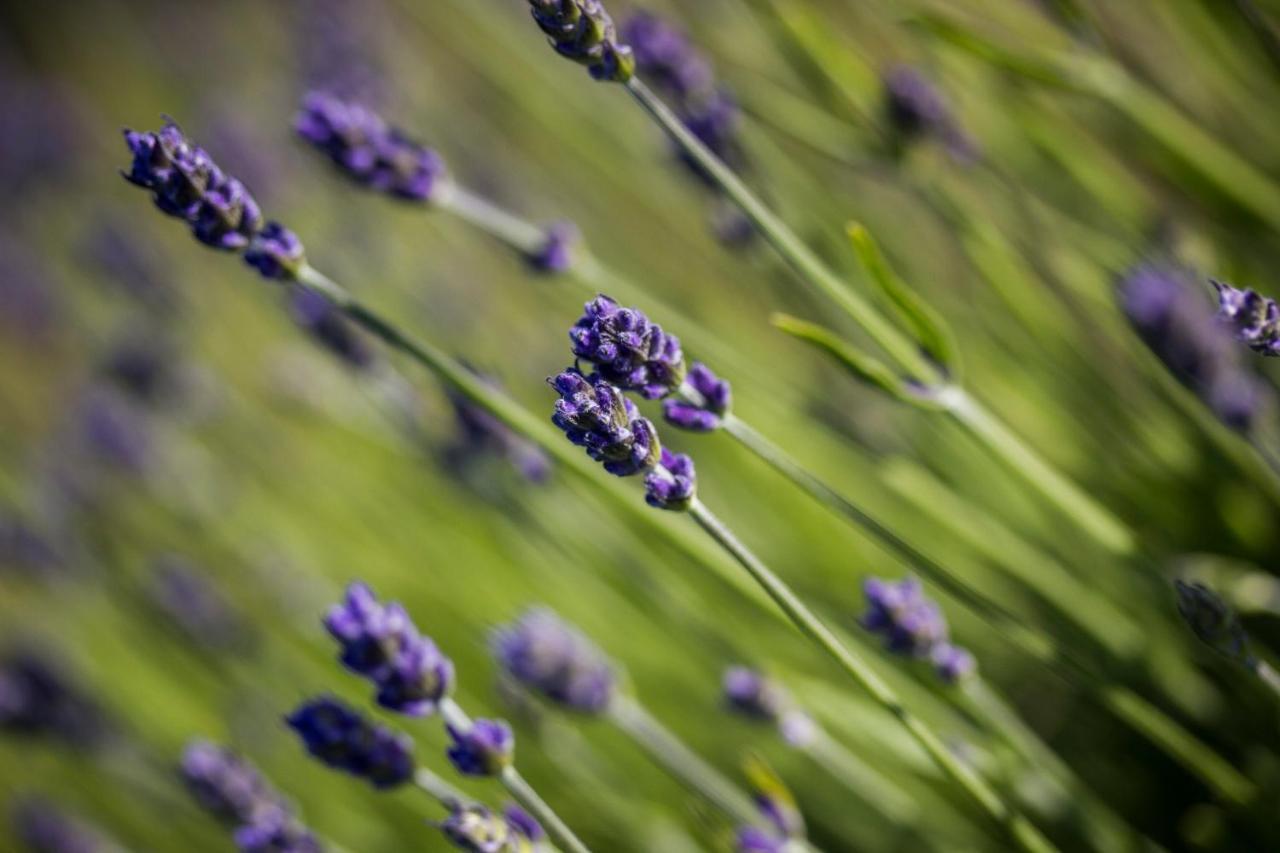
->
[289,288,374,370]
[735,826,784,853]
[722,666,816,747]
[295,0,387,106]
[286,696,415,789]
[526,222,579,274]
[643,448,696,511]
[181,740,281,825]
[438,801,538,852]
[527,0,636,83]
[295,92,447,202]
[100,336,180,405]
[233,805,323,853]
[0,514,65,579]
[0,72,86,195]
[663,362,731,432]
[0,651,106,747]
[245,222,307,281]
[503,805,545,843]
[882,65,975,162]
[0,238,62,340]
[324,582,455,716]
[76,224,174,314]
[150,558,249,652]
[1121,265,1266,431]
[122,120,264,249]
[446,372,552,484]
[861,576,976,684]
[446,719,515,777]
[492,608,617,714]
[1213,279,1280,357]
[569,296,687,399]
[75,387,152,473]
[10,798,106,853]
[1175,580,1251,664]
[549,369,661,476]
[623,12,713,98]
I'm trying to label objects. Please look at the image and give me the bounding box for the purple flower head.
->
[447,718,515,776]
[735,827,785,853]
[1121,265,1266,431]
[438,801,534,853]
[76,386,151,473]
[181,740,281,825]
[11,798,106,853]
[503,805,545,843]
[882,65,975,162]
[290,289,374,370]
[0,651,107,746]
[492,608,617,714]
[192,175,264,250]
[1213,279,1280,357]
[526,221,579,274]
[233,805,323,853]
[245,222,307,282]
[861,576,948,658]
[570,295,687,399]
[663,361,731,432]
[527,0,636,83]
[1175,580,1250,664]
[550,369,661,476]
[622,12,714,98]
[324,582,455,716]
[296,93,447,202]
[931,643,976,684]
[286,696,415,789]
[644,448,696,511]
[722,666,788,722]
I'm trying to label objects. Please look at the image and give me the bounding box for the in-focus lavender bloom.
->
[438,801,541,853]
[181,740,281,825]
[10,798,106,853]
[492,608,617,714]
[289,288,374,370]
[861,576,976,683]
[286,696,415,789]
[527,0,635,83]
[245,222,307,281]
[447,719,515,776]
[663,362,731,432]
[150,557,249,652]
[0,651,106,746]
[643,448,696,511]
[1121,264,1265,431]
[122,120,264,249]
[881,65,975,162]
[549,369,661,476]
[526,222,579,274]
[1212,279,1280,357]
[1175,580,1250,664]
[295,92,447,203]
[233,805,323,853]
[569,295,686,399]
[324,582,455,716]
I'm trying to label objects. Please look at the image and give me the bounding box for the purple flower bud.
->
[181,740,281,826]
[550,369,662,476]
[527,0,636,83]
[290,289,374,370]
[735,827,785,853]
[245,222,307,281]
[492,608,616,714]
[286,696,415,789]
[503,805,545,842]
[324,582,455,717]
[931,643,976,684]
[296,93,447,203]
[192,175,264,250]
[1175,580,1251,664]
[526,221,579,274]
[438,801,532,852]
[446,718,515,776]
[861,576,947,658]
[569,296,687,399]
[644,448,696,511]
[0,651,107,747]
[233,805,323,853]
[1213,279,1280,357]
[663,361,731,432]
[11,798,107,853]
[722,666,788,722]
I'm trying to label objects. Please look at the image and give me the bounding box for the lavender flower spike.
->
[1175,580,1251,664]
[233,806,322,853]
[324,581,455,716]
[1213,279,1280,356]
[447,718,516,777]
[570,295,687,399]
[492,607,617,714]
[527,0,635,83]
[438,801,543,853]
[286,695,415,789]
[550,369,661,476]
[181,740,281,825]
[664,362,732,432]
[644,448,696,511]
[861,576,977,684]
[245,222,307,281]
[527,221,579,274]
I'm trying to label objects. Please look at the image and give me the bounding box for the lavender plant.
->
[1175,580,1280,695]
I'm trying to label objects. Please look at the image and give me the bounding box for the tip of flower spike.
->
[446,719,515,776]
[491,607,616,713]
[1175,580,1251,664]
[286,695,415,789]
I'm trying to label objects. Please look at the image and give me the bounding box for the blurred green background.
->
[3,0,1280,850]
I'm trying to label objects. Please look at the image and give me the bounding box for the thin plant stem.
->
[1249,658,1280,698]
[413,766,468,805]
[439,697,591,853]
[438,181,549,252]
[684,499,1057,853]
[607,695,760,826]
[623,75,1135,557]
[801,727,918,826]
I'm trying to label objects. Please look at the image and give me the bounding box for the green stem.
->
[413,766,468,806]
[1249,658,1280,698]
[438,181,549,254]
[685,499,1056,853]
[802,726,919,825]
[607,695,760,826]
[439,698,591,853]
